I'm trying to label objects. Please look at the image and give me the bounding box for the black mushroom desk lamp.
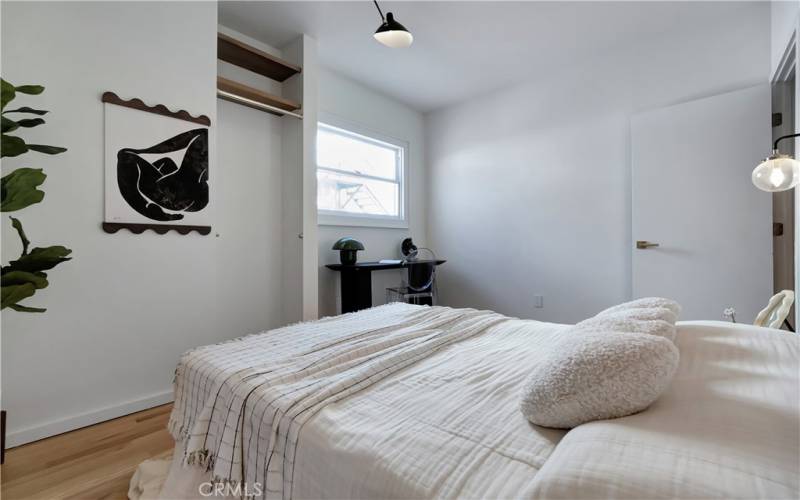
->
[333,237,365,265]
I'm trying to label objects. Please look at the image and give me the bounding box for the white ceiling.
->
[219,1,765,112]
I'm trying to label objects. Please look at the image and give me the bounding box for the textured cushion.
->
[577,309,677,341]
[597,297,681,318]
[520,330,679,429]
[576,298,681,341]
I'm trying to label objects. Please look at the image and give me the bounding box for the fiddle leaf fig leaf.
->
[1,134,28,157]
[8,245,72,272]
[16,118,45,128]
[3,107,48,115]
[1,282,35,309]
[1,116,18,133]
[1,270,48,289]
[1,79,15,111]
[0,78,70,314]
[1,168,46,212]
[10,216,31,256]
[27,144,66,155]
[9,303,46,313]
[14,85,44,95]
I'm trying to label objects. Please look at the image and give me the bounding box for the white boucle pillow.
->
[520,330,679,429]
[576,298,681,342]
[597,297,681,318]
[576,308,677,341]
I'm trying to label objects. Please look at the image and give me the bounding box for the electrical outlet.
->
[534,295,544,308]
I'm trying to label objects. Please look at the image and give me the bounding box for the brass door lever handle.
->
[636,240,660,249]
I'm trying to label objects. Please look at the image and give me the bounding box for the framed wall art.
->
[101,92,212,235]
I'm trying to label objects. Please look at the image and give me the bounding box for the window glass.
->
[317,123,404,220]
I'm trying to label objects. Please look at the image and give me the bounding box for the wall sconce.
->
[752,132,800,192]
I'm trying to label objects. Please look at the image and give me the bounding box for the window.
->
[317,120,407,227]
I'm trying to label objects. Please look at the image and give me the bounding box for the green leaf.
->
[8,303,46,313]
[1,168,46,212]
[10,217,31,255]
[1,79,15,111]
[1,282,35,309]
[8,245,72,272]
[14,85,44,95]
[9,303,46,313]
[27,144,66,155]
[2,107,48,115]
[1,116,18,133]
[16,118,45,128]
[1,270,48,289]
[1,134,28,157]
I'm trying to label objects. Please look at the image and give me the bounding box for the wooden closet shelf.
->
[218,33,301,82]
[217,77,302,117]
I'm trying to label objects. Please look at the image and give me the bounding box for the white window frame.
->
[317,113,409,229]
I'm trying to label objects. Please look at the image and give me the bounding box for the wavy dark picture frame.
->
[101,92,212,235]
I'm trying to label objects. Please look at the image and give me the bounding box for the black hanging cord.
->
[774,132,800,151]
[373,0,385,21]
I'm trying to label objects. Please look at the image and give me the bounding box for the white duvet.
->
[527,321,800,499]
[157,306,799,500]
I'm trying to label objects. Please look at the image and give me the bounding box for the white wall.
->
[0,2,285,446]
[772,1,800,76]
[282,35,320,322]
[317,69,426,317]
[216,102,286,337]
[217,26,287,335]
[426,3,771,323]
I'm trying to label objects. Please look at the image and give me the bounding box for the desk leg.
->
[340,270,372,314]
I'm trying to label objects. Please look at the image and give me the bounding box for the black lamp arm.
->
[373,0,385,21]
[774,132,800,151]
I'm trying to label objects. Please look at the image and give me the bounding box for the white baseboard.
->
[6,389,174,448]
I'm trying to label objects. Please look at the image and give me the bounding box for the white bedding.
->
[158,308,799,500]
[170,304,514,498]
[526,321,800,499]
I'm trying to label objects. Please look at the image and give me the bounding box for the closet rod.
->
[217,90,304,119]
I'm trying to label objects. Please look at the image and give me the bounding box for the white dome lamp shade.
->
[372,1,413,48]
[752,132,800,192]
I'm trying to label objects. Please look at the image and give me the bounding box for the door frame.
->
[772,15,799,326]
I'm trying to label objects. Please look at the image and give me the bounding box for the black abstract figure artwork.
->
[101,92,212,235]
[117,128,209,221]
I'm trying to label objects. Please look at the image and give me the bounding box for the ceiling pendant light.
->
[752,132,800,192]
[372,0,413,48]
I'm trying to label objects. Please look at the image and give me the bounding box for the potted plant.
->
[1,78,72,462]
[1,78,71,312]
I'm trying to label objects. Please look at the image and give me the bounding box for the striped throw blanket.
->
[168,303,507,499]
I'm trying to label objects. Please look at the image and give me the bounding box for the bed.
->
[146,303,799,499]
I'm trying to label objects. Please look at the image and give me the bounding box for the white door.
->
[632,85,772,322]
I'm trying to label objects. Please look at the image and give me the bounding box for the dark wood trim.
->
[218,32,301,82]
[217,77,301,112]
[101,92,211,126]
[102,222,211,236]
[1,410,6,465]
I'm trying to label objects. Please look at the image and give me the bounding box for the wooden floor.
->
[1,404,174,500]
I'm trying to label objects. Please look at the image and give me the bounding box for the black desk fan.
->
[401,237,418,260]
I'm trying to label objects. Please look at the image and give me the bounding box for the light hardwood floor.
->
[1,404,174,500]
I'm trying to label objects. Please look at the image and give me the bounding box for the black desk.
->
[326,260,446,313]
